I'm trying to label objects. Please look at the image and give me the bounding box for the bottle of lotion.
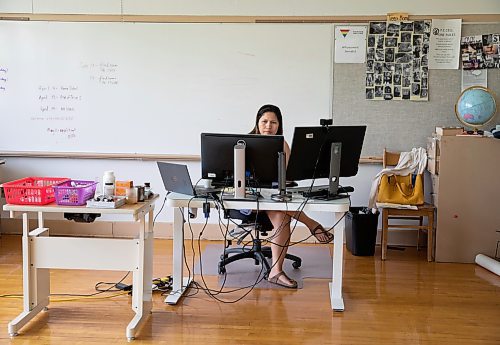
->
[103,171,116,197]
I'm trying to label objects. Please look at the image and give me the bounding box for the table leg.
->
[427,210,434,262]
[165,207,192,305]
[8,212,50,336]
[126,209,154,340]
[382,209,389,260]
[330,212,345,312]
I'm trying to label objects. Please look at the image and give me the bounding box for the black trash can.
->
[345,207,379,256]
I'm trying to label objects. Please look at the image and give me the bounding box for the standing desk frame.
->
[4,196,157,341]
[164,193,349,311]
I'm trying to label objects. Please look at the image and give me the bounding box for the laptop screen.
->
[157,162,195,196]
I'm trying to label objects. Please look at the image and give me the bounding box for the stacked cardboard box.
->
[115,180,133,196]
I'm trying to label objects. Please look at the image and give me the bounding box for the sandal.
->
[310,224,334,244]
[267,271,298,289]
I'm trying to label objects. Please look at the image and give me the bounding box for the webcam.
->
[320,118,333,126]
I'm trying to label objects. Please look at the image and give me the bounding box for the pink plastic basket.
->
[53,180,98,206]
[2,177,70,205]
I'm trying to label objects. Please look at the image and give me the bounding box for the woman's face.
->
[258,111,279,135]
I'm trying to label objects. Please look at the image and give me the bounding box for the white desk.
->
[3,196,157,340]
[164,192,350,311]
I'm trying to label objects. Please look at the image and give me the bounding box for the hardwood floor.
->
[0,234,498,344]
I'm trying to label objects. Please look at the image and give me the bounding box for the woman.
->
[251,104,333,288]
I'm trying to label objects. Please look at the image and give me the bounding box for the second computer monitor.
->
[286,125,366,181]
[201,133,284,188]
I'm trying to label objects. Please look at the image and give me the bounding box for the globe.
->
[455,86,497,130]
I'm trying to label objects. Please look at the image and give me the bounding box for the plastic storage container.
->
[345,207,380,256]
[2,177,70,205]
[53,180,98,206]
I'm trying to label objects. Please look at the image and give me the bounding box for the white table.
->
[164,192,350,311]
[4,196,157,340]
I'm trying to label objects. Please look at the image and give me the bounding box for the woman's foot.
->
[310,224,334,244]
[267,271,298,289]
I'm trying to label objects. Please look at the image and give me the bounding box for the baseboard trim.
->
[0,218,422,246]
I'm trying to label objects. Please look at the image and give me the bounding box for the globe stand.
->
[455,86,497,135]
[464,128,485,136]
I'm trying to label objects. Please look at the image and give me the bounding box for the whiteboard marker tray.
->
[86,196,126,209]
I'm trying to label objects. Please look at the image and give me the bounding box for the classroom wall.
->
[0,157,383,228]
[1,1,498,242]
[1,0,499,16]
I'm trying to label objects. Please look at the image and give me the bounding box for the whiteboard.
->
[0,21,334,155]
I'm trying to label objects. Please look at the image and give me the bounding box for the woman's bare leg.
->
[286,210,333,243]
[287,210,318,230]
[266,210,295,285]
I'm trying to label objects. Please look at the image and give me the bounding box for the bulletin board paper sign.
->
[429,19,462,69]
[334,26,367,63]
[462,69,487,91]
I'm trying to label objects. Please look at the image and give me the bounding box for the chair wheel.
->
[292,261,301,269]
[218,263,226,274]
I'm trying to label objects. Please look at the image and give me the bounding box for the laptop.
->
[157,161,220,197]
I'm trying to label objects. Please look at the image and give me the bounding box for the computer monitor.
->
[201,133,284,188]
[286,125,366,181]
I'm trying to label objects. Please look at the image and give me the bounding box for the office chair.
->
[379,149,436,262]
[218,209,302,276]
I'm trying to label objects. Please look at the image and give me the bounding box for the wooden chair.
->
[379,149,436,262]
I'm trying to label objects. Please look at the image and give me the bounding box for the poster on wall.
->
[482,34,500,68]
[461,35,484,70]
[462,69,487,91]
[462,34,500,69]
[334,26,367,63]
[428,19,462,69]
[365,20,430,101]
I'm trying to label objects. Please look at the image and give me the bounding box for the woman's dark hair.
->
[250,104,283,135]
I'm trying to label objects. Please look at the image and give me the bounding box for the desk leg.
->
[330,212,345,312]
[165,207,192,305]
[8,212,50,336]
[126,209,154,340]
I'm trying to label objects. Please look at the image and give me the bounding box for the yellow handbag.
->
[377,174,424,205]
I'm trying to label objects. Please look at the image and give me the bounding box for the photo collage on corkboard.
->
[461,34,500,70]
[365,20,431,101]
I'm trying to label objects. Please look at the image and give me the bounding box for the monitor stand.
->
[271,151,292,202]
[328,142,341,196]
[223,141,259,202]
[301,142,352,200]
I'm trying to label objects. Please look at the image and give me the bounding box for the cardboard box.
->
[427,157,439,175]
[115,180,133,196]
[436,126,463,136]
[431,174,439,193]
[431,192,438,208]
[426,136,440,160]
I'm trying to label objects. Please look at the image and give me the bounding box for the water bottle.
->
[103,171,116,197]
